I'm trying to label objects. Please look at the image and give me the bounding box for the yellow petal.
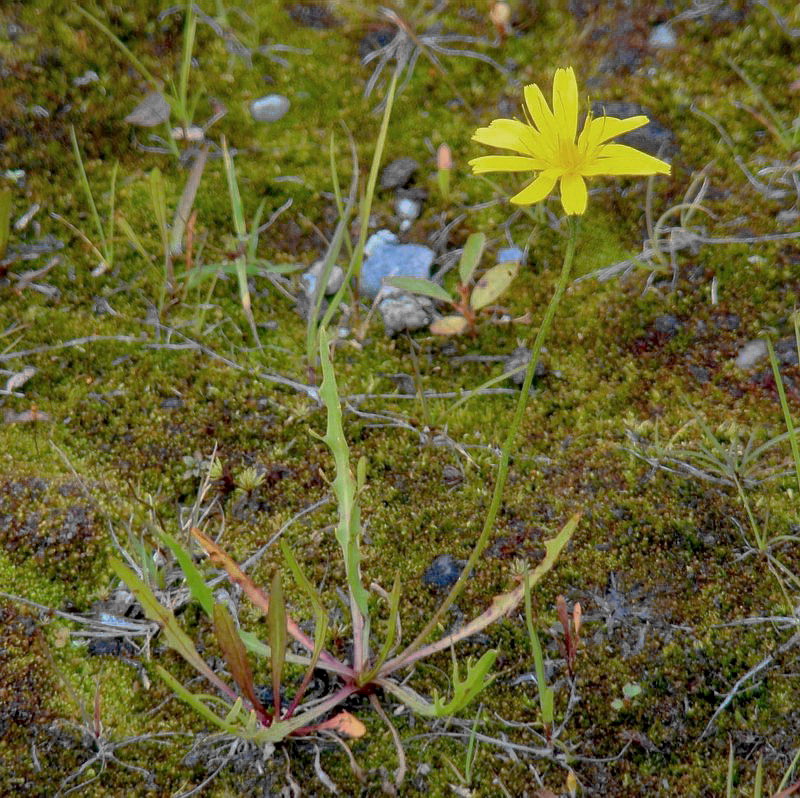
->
[578,115,649,151]
[469,155,547,174]
[523,83,557,142]
[559,174,587,215]
[552,67,579,142]
[509,169,559,205]
[583,143,671,176]
[472,119,542,155]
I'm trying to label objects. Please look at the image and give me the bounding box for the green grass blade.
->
[69,125,105,254]
[76,7,162,91]
[765,336,800,493]
[177,0,197,126]
[349,70,398,286]
[524,568,554,726]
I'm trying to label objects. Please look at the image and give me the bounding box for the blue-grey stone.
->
[497,246,524,263]
[359,230,435,299]
[250,94,290,122]
[422,553,468,588]
[649,23,677,50]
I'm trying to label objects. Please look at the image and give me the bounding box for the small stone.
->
[689,364,710,384]
[72,69,99,87]
[124,91,170,127]
[422,553,467,588]
[360,230,435,299]
[395,196,421,231]
[379,294,435,336]
[777,209,800,226]
[505,347,546,386]
[380,157,419,190]
[776,336,799,366]
[160,397,183,409]
[442,465,463,487]
[648,23,677,50]
[497,247,524,263]
[654,314,681,336]
[288,2,340,28]
[735,340,768,370]
[302,259,345,297]
[250,94,290,122]
[713,313,740,331]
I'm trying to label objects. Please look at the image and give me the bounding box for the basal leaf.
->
[213,602,267,718]
[430,315,469,336]
[470,261,518,311]
[267,572,287,718]
[458,232,486,285]
[384,276,453,303]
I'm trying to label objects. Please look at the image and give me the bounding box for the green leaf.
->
[156,530,213,617]
[430,315,469,336]
[458,232,486,285]
[213,602,266,718]
[318,327,369,617]
[360,572,401,683]
[383,277,453,304]
[622,682,642,700]
[383,650,498,718]
[110,557,234,699]
[267,571,287,717]
[470,261,518,311]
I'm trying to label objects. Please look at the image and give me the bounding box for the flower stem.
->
[395,216,581,663]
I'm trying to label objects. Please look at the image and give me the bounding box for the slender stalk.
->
[394,216,581,664]
[765,336,800,494]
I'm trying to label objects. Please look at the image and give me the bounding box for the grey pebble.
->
[380,156,419,190]
[379,293,435,337]
[649,23,677,50]
[735,340,768,370]
[250,94,290,122]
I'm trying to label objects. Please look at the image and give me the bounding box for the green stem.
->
[396,216,581,662]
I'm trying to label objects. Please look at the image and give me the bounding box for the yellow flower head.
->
[469,67,671,215]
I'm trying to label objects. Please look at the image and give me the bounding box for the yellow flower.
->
[469,67,671,215]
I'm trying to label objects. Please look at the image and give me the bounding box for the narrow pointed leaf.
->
[361,572,401,683]
[458,232,486,285]
[318,328,369,616]
[213,602,267,718]
[267,572,287,718]
[470,261,518,310]
[110,558,235,699]
[384,276,453,303]
[156,529,214,617]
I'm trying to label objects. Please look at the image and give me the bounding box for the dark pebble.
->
[160,397,184,409]
[654,314,681,336]
[423,553,467,588]
[380,157,419,190]
[288,2,340,29]
[88,638,136,657]
[689,364,710,384]
[713,313,740,331]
